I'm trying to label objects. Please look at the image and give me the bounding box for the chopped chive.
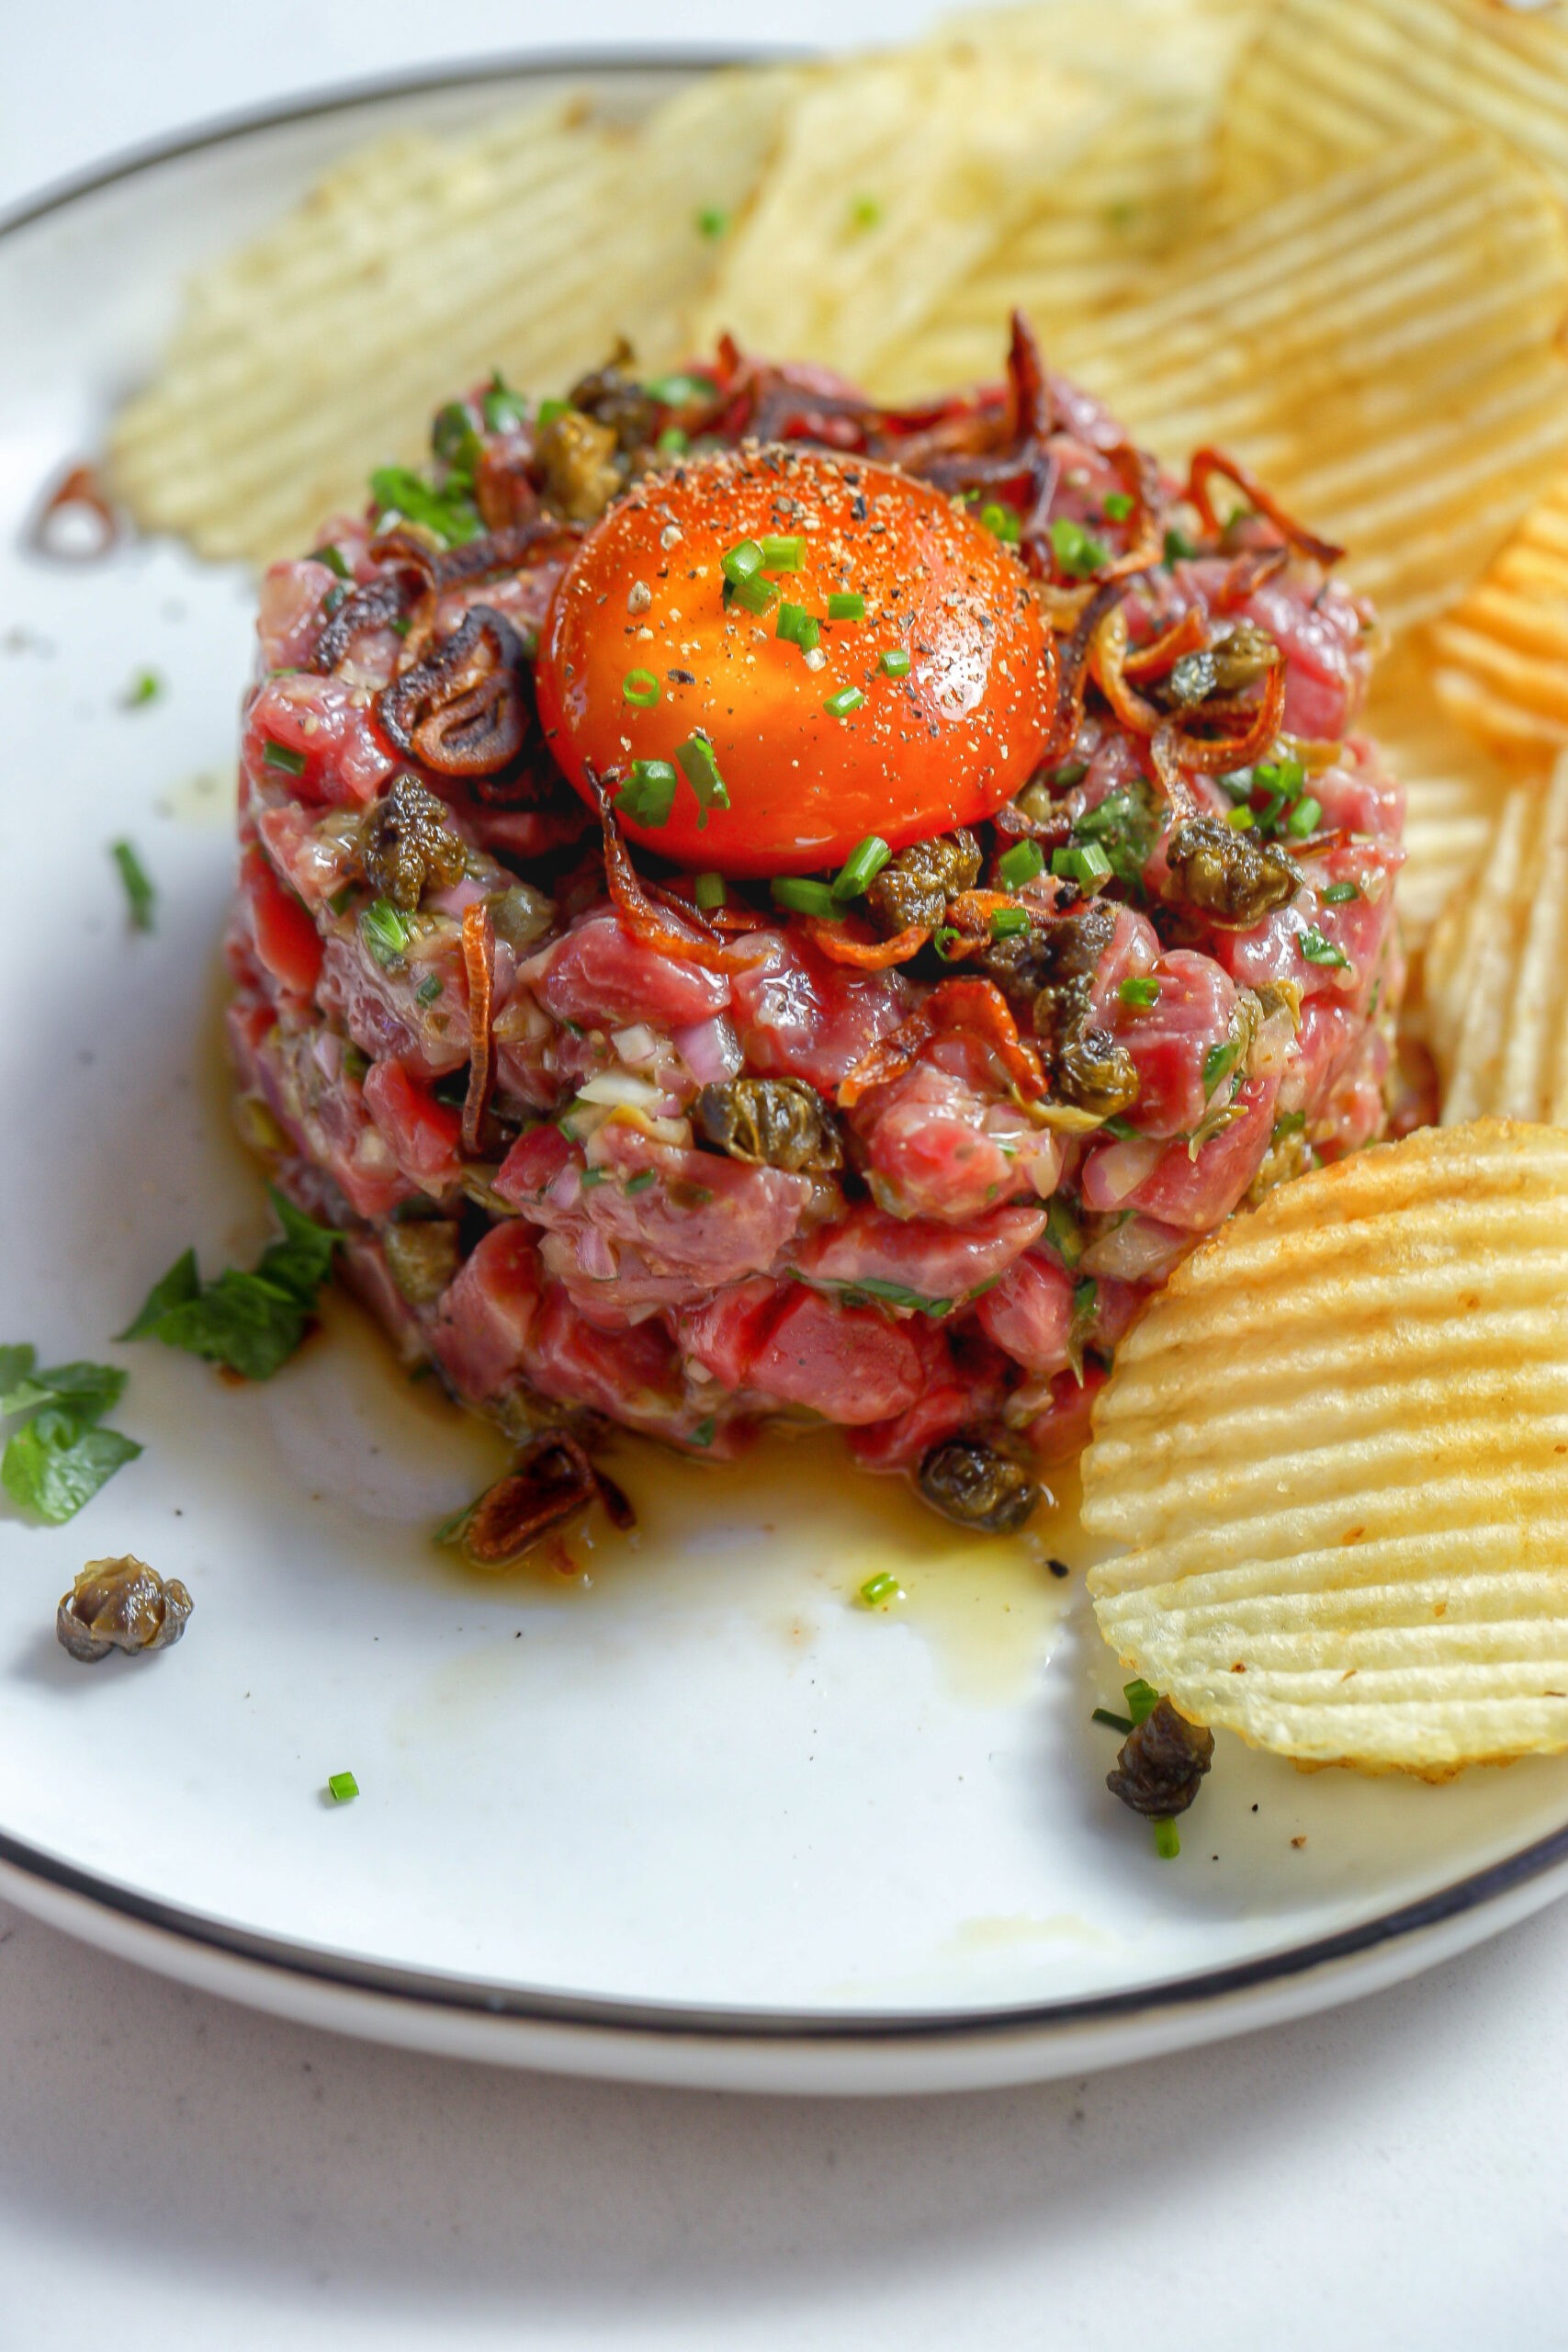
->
[121,667,163,708]
[1091,1706,1135,1735]
[859,1570,903,1607]
[997,838,1045,890]
[828,592,865,622]
[361,898,412,968]
[262,739,307,775]
[1119,974,1160,1010]
[772,876,840,920]
[624,1170,657,1195]
[759,534,804,571]
[1052,842,1113,889]
[694,871,727,910]
[321,584,348,620]
[1226,806,1256,830]
[989,906,1030,940]
[646,372,714,407]
[1323,879,1359,904]
[415,973,444,1005]
[1203,1038,1241,1093]
[308,542,351,579]
[731,571,779,616]
[980,503,1021,545]
[657,425,689,456]
[932,926,963,959]
[1124,1678,1160,1725]
[110,839,155,932]
[722,538,765,585]
[328,884,355,918]
[848,194,883,231]
[1286,795,1323,838]
[1298,927,1349,969]
[326,1770,359,1804]
[691,1415,716,1445]
[777,602,821,652]
[878,646,910,678]
[481,374,528,432]
[696,205,730,239]
[1050,517,1109,577]
[823,685,865,718]
[674,731,730,823]
[1153,1817,1181,1860]
[617,757,679,828]
[580,1166,609,1188]
[1102,491,1135,522]
[1163,526,1201,565]
[536,397,570,428]
[832,834,891,900]
[623,667,660,707]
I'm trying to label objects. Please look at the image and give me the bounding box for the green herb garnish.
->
[989,906,1031,939]
[859,1571,904,1608]
[694,871,727,910]
[111,839,155,933]
[1202,1038,1241,1094]
[997,838,1044,890]
[0,1345,140,1525]
[262,740,307,776]
[981,503,1021,545]
[1073,778,1157,889]
[623,668,660,707]
[415,973,444,1005]
[777,602,820,652]
[1124,1678,1160,1725]
[879,647,910,677]
[1092,1705,1136,1734]
[123,668,162,708]
[759,534,804,571]
[617,758,679,828]
[1052,842,1113,889]
[823,685,865,718]
[832,834,891,900]
[674,731,730,824]
[120,1188,340,1383]
[828,592,865,622]
[1163,526,1201,564]
[367,463,480,548]
[326,1770,360,1804]
[1322,879,1359,904]
[1119,974,1160,1010]
[481,373,528,432]
[361,899,412,969]
[1298,927,1349,969]
[696,206,730,239]
[1153,1818,1181,1860]
[772,876,840,920]
[1050,517,1109,577]
[1102,491,1135,522]
[308,542,352,579]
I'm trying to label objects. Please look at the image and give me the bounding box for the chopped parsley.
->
[110,839,155,933]
[120,1187,340,1382]
[0,1345,141,1525]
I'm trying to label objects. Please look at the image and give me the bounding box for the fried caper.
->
[918,1437,1040,1534]
[536,408,622,523]
[57,1556,193,1664]
[1107,1696,1214,1817]
[383,1218,461,1306]
[694,1078,843,1173]
[358,775,468,911]
[864,828,981,935]
[1162,815,1301,929]
[568,344,660,454]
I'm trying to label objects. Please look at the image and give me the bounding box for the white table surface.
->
[4,7,1566,2346]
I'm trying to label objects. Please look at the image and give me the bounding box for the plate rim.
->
[5,46,1567,2075]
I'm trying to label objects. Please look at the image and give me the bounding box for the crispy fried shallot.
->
[1185,447,1344,571]
[460,899,496,1159]
[840,977,1045,1107]
[377,603,532,778]
[30,462,120,561]
[590,773,762,975]
[799,918,931,967]
[459,1430,635,1566]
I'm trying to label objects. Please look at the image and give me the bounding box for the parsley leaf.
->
[2,1414,141,1525]
[0,1344,140,1524]
[121,1189,340,1381]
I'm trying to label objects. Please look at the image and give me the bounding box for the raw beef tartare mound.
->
[226,318,1404,1532]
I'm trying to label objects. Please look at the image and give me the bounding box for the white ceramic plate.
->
[3,58,1567,2097]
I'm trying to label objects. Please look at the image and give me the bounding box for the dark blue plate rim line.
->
[3,48,1566,2048]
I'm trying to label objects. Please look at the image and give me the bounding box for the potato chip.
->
[1218,0,1568,213]
[1427,468,1568,761]
[1425,757,1568,1125]
[876,0,1263,396]
[1085,1120,1568,1773]
[1363,648,1522,946]
[1032,133,1568,637]
[685,34,1111,388]
[110,69,801,564]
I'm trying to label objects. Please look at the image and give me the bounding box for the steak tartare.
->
[227,317,1403,1536]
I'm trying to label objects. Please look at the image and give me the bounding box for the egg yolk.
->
[536,445,1054,876]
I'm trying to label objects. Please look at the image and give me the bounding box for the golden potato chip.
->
[685,34,1110,388]
[110,69,801,564]
[876,0,1263,395]
[1425,758,1568,1125]
[1033,133,1568,637]
[1363,648,1522,945]
[1218,0,1568,213]
[1085,1121,1568,1774]
[1427,468,1568,761]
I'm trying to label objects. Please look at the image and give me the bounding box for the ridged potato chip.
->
[1034,133,1568,635]
[109,69,802,564]
[685,33,1110,388]
[1085,1121,1568,1774]
[1363,648,1523,945]
[1428,469,1568,760]
[1426,758,1568,1125]
[1218,0,1568,213]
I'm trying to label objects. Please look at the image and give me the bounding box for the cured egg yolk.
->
[536,445,1055,876]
